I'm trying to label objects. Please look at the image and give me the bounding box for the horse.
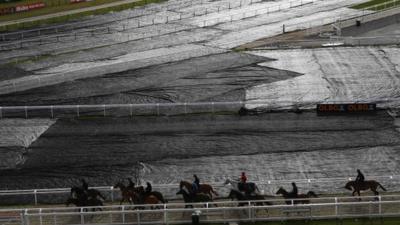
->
[228,189,271,206]
[71,186,105,201]
[344,180,387,196]
[131,192,162,209]
[179,180,218,199]
[276,187,317,205]
[224,178,259,196]
[132,184,167,204]
[66,197,103,211]
[176,189,212,208]
[114,182,136,205]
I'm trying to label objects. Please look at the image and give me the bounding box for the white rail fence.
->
[1,175,399,206]
[0,0,264,48]
[15,198,400,225]
[0,99,395,118]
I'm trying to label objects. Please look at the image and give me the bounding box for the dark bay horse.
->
[276,187,317,205]
[176,189,212,208]
[179,180,218,199]
[71,187,105,201]
[114,182,135,205]
[134,185,167,204]
[345,180,387,196]
[228,189,271,206]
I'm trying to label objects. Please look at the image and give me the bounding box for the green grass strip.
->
[351,0,400,10]
[0,0,166,31]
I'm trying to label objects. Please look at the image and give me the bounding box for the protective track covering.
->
[246,47,400,110]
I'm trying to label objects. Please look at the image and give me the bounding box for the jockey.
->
[145,182,152,193]
[127,178,135,188]
[290,182,298,197]
[240,172,247,183]
[355,169,365,184]
[192,174,200,194]
[81,179,89,191]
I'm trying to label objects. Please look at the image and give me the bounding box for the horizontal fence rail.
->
[17,198,400,225]
[1,175,399,206]
[0,99,399,118]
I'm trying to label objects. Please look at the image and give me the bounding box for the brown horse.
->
[132,192,162,209]
[179,180,218,199]
[344,180,387,196]
[114,182,135,205]
[276,187,318,205]
[176,189,212,208]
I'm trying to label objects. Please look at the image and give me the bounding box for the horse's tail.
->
[378,182,387,191]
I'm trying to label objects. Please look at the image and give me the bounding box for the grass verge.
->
[0,0,166,31]
[192,218,400,225]
[351,0,400,10]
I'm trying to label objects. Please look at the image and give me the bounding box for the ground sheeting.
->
[246,46,400,110]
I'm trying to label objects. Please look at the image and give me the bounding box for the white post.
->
[157,103,160,116]
[77,105,80,117]
[248,201,251,219]
[335,197,338,216]
[110,186,114,202]
[51,106,54,118]
[25,209,30,225]
[164,204,168,224]
[379,196,382,214]
[103,105,106,117]
[34,189,38,205]
[130,104,133,117]
[39,208,43,225]
[122,205,125,223]
[80,208,84,224]
[184,103,187,114]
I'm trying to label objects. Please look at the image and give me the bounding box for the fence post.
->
[248,201,252,220]
[80,207,84,224]
[122,205,125,223]
[334,197,338,216]
[0,106,2,119]
[157,103,160,116]
[378,196,382,214]
[77,105,80,118]
[163,204,167,224]
[110,186,114,202]
[103,104,106,117]
[184,103,187,114]
[25,209,30,225]
[51,106,54,118]
[130,104,133,117]
[211,102,214,114]
[39,208,43,225]
[34,189,37,205]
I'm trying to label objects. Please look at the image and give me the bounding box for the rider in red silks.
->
[240,172,247,183]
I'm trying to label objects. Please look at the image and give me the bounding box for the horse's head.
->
[176,189,185,196]
[307,191,318,198]
[223,179,231,185]
[179,181,184,189]
[114,182,124,189]
[344,181,353,190]
[276,187,286,195]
